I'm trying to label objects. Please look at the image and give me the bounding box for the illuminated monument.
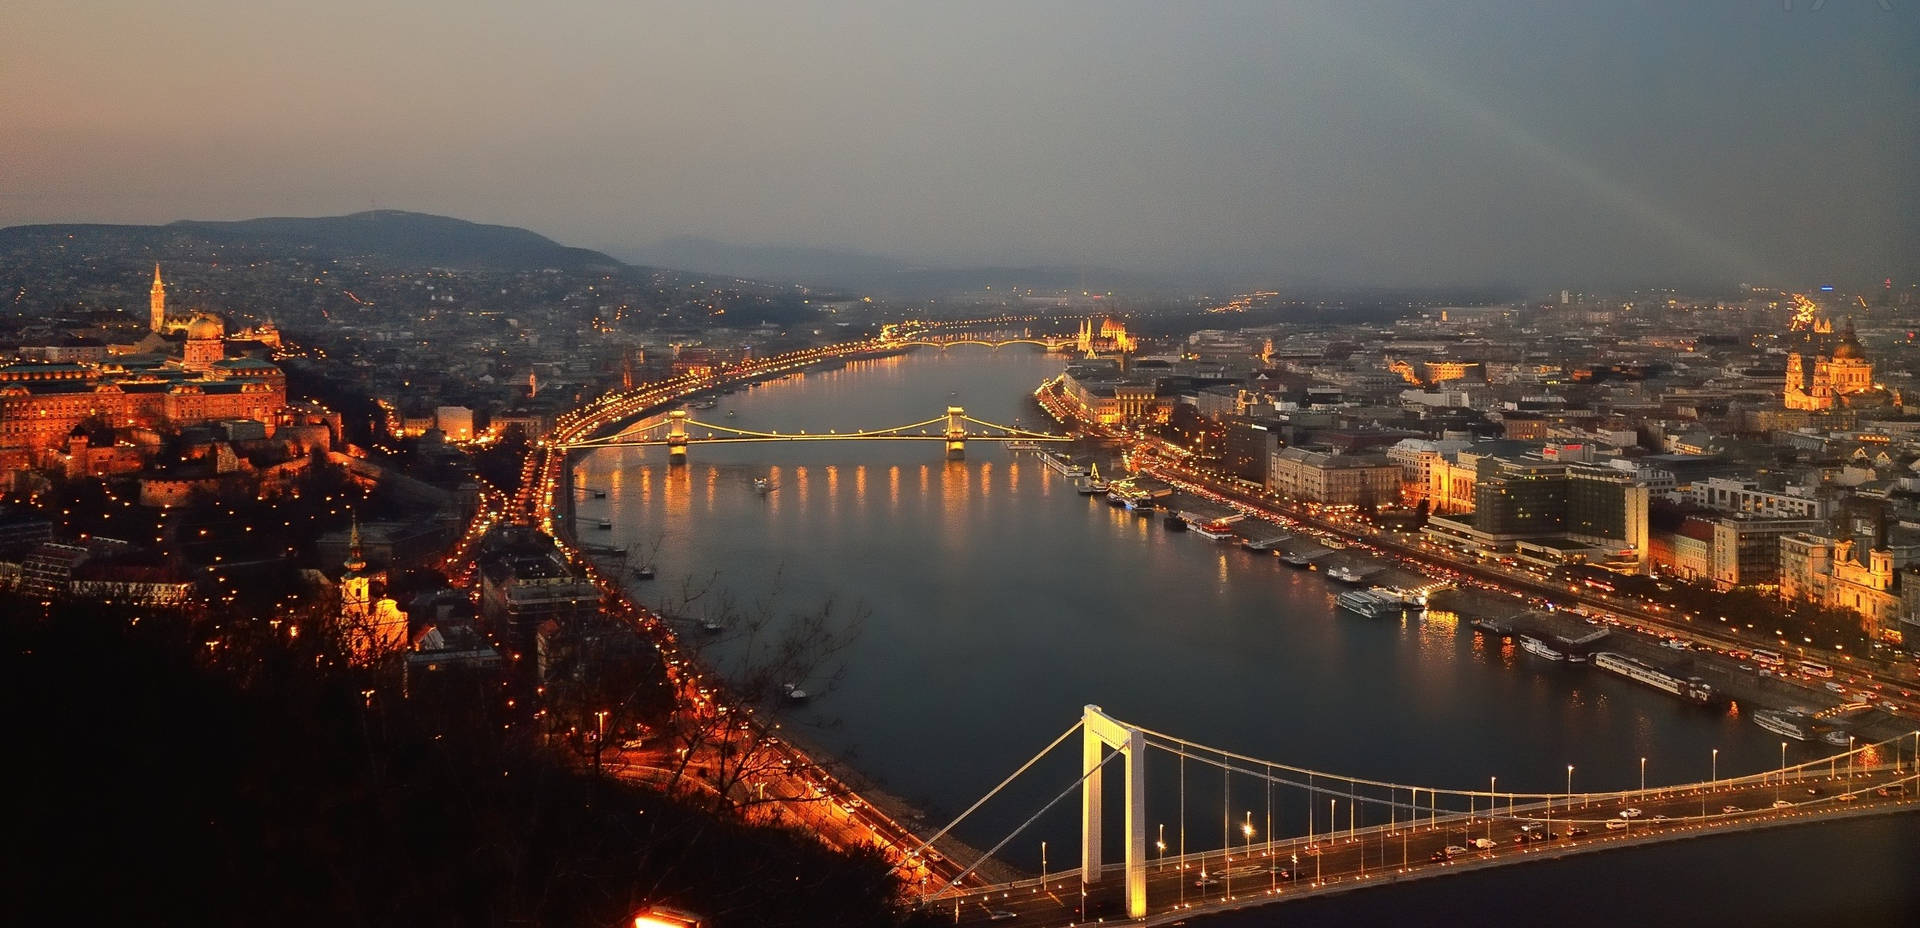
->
[1784,316,1873,411]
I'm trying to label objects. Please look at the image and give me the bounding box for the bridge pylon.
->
[945,406,966,460]
[1082,705,1146,919]
[666,409,689,465]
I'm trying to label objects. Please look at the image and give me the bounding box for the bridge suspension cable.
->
[562,410,1071,448]
[906,718,1084,865]
[931,746,1124,898]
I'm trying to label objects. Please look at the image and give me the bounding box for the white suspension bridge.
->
[909,706,1920,925]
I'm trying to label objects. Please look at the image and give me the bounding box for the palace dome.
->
[186,313,225,340]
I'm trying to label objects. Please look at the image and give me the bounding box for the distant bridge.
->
[882,336,1078,351]
[560,407,1071,462]
[915,706,1920,925]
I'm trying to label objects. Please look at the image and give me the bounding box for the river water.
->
[575,348,1917,921]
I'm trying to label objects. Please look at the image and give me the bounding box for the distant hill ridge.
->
[0,210,625,272]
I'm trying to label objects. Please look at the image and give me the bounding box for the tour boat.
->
[632,565,656,580]
[1519,636,1566,661]
[783,683,811,704]
[1192,520,1238,540]
[1336,589,1403,619]
[595,518,612,530]
[753,477,774,494]
[1593,652,1713,704]
[1752,709,1818,742]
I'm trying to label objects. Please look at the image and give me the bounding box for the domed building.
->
[1785,316,1875,411]
[182,313,226,371]
[0,267,292,471]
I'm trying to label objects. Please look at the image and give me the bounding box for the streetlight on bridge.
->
[1779,741,1788,803]
[1488,776,1497,846]
[1566,765,1574,811]
[1243,812,1256,892]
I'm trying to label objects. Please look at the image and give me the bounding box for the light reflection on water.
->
[575,349,1845,862]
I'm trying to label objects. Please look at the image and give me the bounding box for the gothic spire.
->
[344,509,366,573]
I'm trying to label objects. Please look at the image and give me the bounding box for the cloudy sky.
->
[4,1,1914,287]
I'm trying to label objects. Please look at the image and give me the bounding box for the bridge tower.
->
[1082,705,1147,919]
[945,406,966,460]
[666,410,689,466]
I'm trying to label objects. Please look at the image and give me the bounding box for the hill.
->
[0,210,626,272]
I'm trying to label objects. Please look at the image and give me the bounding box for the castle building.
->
[0,268,291,471]
[1784,317,1874,411]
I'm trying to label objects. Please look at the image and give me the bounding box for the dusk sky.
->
[5,1,1915,288]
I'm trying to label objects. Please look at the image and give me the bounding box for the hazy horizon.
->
[6,1,1915,289]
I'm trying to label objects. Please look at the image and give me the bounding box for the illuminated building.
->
[338,513,409,662]
[0,270,292,470]
[1076,316,1136,357]
[1784,316,1873,411]
[1265,447,1401,506]
[1779,530,1906,639]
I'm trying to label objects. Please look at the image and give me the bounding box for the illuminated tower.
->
[340,512,371,622]
[150,263,166,332]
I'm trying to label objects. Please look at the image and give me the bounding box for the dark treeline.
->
[2,599,925,928]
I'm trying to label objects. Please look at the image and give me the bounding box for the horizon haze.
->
[5,1,1916,290]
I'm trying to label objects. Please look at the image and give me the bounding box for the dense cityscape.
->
[6,3,1916,927]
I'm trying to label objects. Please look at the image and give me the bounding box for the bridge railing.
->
[915,732,1920,905]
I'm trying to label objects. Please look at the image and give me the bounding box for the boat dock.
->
[1232,518,1291,550]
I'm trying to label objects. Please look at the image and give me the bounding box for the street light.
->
[1156,824,1166,873]
[1243,812,1255,893]
[1040,841,1046,891]
[1640,756,1647,796]
[1566,765,1574,811]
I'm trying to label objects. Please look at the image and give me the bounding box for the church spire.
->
[344,509,366,574]
[149,263,167,333]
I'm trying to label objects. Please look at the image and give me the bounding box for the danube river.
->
[576,347,1917,924]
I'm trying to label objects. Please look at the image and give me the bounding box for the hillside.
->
[0,210,625,273]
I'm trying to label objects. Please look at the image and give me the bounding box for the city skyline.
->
[5,1,1915,289]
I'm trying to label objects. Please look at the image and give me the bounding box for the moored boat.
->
[1337,589,1404,619]
[1752,709,1819,741]
[1192,519,1238,540]
[1519,636,1566,661]
[1594,652,1712,704]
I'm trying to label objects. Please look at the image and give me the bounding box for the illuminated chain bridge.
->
[558,407,1071,462]
[911,706,1920,926]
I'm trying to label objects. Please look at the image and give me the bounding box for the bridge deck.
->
[933,767,1918,925]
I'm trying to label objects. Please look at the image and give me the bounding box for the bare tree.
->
[648,568,865,814]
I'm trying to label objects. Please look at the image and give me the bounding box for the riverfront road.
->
[1038,370,1919,704]
[937,771,1919,926]
[528,335,1050,894]
[1161,457,1920,710]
